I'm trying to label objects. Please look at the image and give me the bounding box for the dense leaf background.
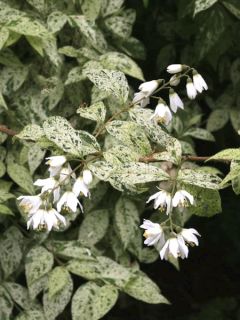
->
[0,0,240,319]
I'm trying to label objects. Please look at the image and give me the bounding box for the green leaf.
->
[77,101,106,123]
[0,160,6,178]
[15,310,45,320]
[104,9,135,38]
[0,227,24,278]
[71,15,107,53]
[208,148,240,161]
[25,246,54,287]
[97,256,133,288]
[48,267,70,298]
[101,0,124,17]
[7,162,34,194]
[230,108,240,132]
[115,197,139,248]
[0,27,9,50]
[47,11,68,33]
[103,145,139,165]
[0,285,13,320]
[207,109,229,132]
[26,0,45,13]
[43,271,73,320]
[88,161,114,181]
[84,68,129,103]
[28,275,48,299]
[99,52,144,80]
[65,67,85,85]
[67,259,101,280]
[0,204,13,215]
[194,0,218,16]
[71,282,118,320]
[4,282,35,310]
[220,161,240,186]
[51,240,92,260]
[184,128,215,141]
[81,0,101,20]
[43,116,99,157]
[0,190,14,202]
[26,36,44,56]
[178,169,222,189]
[28,144,46,174]
[124,272,169,304]
[222,0,240,19]
[78,209,109,246]
[182,184,222,217]
[6,17,49,38]
[16,124,44,141]
[106,120,151,155]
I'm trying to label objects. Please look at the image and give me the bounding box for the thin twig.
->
[0,125,17,136]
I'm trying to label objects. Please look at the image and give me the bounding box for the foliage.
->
[0,0,239,319]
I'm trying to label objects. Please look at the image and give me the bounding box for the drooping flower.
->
[193,70,208,93]
[186,78,197,100]
[146,189,172,215]
[160,235,189,260]
[172,190,194,208]
[34,177,60,203]
[150,103,172,125]
[57,191,83,213]
[140,219,165,248]
[169,74,180,86]
[132,80,159,107]
[73,177,90,198]
[82,169,93,185]
[46,156,67,177]
[59,164,75,184]
[169,89,184,113]
[18,195,42,214]
[27,208,66,231]
[167,64,183,74]
[179,228,200,246]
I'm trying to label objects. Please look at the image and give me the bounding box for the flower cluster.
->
[18,156,93,231]
[142,188,200,260]
[133,64,208,126]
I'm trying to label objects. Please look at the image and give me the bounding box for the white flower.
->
[150,103,172,125]
[186,78,197,100]
[172,190,194,208]
[160,235,189,260]
[82,169,93,185]
[46,156,67,167]
[132,80,159,107]
[179,228,200,246]
[59,164,75,184]
[140,219,165,248]
[57,191,83,213]
[72,177,90,198]
[46,156,67,177]
[18,195,42,214]
[167,64,183,74]
[27,208,66,231]
[169,89,184,113]
[146,189,172,215]
[132,92,150,108]
[193,71,208,93]
[169,74,180,86]
[34,177,60,203]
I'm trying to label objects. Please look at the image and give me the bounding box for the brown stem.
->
[0,125,17,136]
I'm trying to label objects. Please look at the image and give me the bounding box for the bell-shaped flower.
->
[18,195,42,214]
[167,64,183,74]
[34,177,60,203]
[179,228,200,246]
[172,190,194,208]
[82,169,93,185]
[140,219,165,248]
[72,177,90,198]
[186,78,197,100]
[46,155,67,177]
[160,235,189,260]
[57,191,83,213]
[132,91,150,108]
[27,208,66,231]
[150,102,172,125]
[59,164,75,185]
[169,74,180,86]
[146,189,172,215]
[193,70,208,93]
[169,89,184,113]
